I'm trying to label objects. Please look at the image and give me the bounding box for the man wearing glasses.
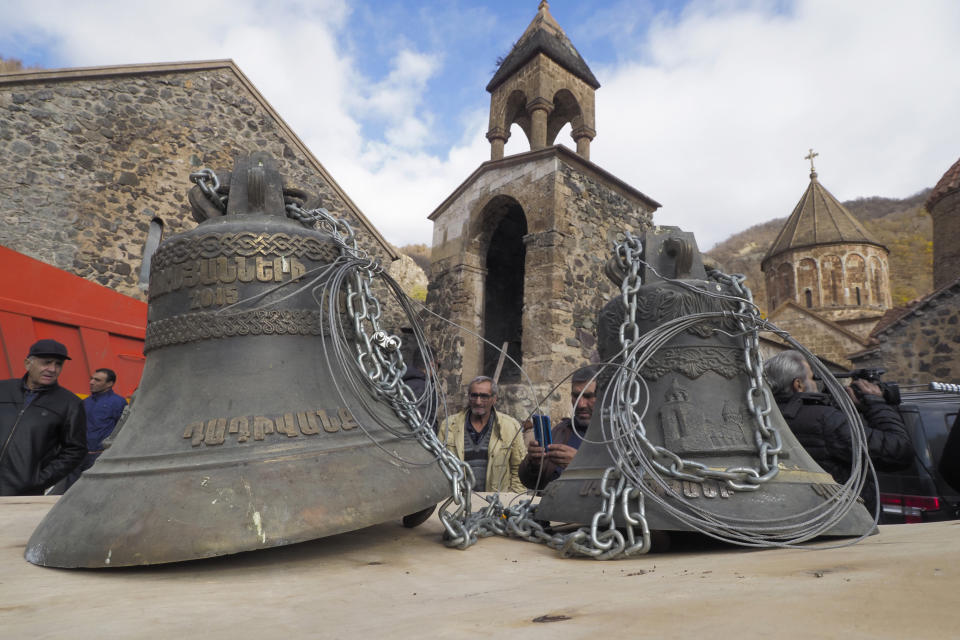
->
[441,376,525,492]
[519,366,598,490]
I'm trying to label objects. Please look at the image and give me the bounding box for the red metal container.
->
[0,246,146,397]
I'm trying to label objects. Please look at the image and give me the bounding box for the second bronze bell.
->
[535,228,876,543]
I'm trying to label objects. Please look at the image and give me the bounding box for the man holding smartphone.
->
[519,366,598,490]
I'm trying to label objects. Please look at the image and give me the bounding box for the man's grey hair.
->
[571,365,599,386]
[467,375,497,395]
[763,350,809,396]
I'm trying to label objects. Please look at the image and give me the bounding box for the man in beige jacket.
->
[441,376,526,492]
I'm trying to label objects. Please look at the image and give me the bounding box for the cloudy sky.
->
[2,0,959,250]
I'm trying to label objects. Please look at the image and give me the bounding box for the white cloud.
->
[592,0,960,249]
[3,0,960,252]
[353,49,440,150]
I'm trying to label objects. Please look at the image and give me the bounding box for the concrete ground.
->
[1,495,958,639]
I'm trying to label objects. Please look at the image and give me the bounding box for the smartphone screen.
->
[532,414,552,446]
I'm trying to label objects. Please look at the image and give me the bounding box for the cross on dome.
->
[805,148,819,176]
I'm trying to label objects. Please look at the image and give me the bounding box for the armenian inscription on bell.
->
[151,255,307,297]
[183,407,360,447]
[578,477,733,499]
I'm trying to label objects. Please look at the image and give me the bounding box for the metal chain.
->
[572,232,653,558]
[605,234,781,492]
[707,270,781,488]
[189,170,482,549]
[187,175,839,555]
[189,169,227,212]
[283,200,481,549]
[509,231,781,560]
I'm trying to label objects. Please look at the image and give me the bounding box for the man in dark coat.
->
[0,339,86,495]
[519,366,598,490]
[764,350,913,514]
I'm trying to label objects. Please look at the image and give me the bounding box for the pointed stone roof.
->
[926,156,960,211]
[763,163,883,264]
[486,0,600,93]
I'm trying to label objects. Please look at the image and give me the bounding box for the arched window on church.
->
[821,255,842,306]
[482,201,528,382]
[845,254,866,306]
[773,263,794,309]
[139,217,164,289]
[797,258,820,308]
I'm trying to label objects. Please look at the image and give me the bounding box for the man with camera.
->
[764,350,913,514]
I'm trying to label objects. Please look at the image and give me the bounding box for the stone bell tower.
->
[485,0,598,161]
[427,2,659,420]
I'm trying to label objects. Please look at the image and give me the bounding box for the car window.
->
[920,408,957,464]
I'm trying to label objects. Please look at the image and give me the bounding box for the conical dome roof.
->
[764,162,883,264]
[926,156,960,211]
[486,0,599,93]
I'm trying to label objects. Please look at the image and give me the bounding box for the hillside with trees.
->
[705,189,933,316]
[0,56,39,73]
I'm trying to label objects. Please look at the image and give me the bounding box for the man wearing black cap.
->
[0,339,87,495]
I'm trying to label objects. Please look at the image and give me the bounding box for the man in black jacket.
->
[0,339,86,495]
[764,350,913,514]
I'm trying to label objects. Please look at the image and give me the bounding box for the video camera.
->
[835,368,901,405]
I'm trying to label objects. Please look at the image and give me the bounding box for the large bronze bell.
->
[26,153,450,567]
[534,228,875,541]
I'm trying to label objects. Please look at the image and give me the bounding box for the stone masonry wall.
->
[428,149,654,421]
[556,161,653,363]
[0,64,389,302]
[853,283,960,384]
[768,305,865,369]
[931,189,960,290]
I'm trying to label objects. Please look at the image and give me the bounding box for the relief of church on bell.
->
[657,377,754,455]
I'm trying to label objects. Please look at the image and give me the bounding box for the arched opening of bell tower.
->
[479,197,528,383]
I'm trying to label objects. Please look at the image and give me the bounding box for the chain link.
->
[190,169,482,549]
[282,200,483,549]
[511,231,781,559]
[190,169,227,212]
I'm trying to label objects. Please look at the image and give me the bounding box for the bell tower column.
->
[527,98,553,150]
[486,126,510,161]
[572,125,596,161]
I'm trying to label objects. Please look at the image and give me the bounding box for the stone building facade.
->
[761,159,891,366]
[851,282,960,383]
[927,157,960,290]
[850,156,960,384]
[0,60,396,302]
[427,3,658,420]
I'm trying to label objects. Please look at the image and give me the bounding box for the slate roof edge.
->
[428,145,660,221]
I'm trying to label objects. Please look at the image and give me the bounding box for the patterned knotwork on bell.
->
[534,227,875,543]
[26,152,450,568]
